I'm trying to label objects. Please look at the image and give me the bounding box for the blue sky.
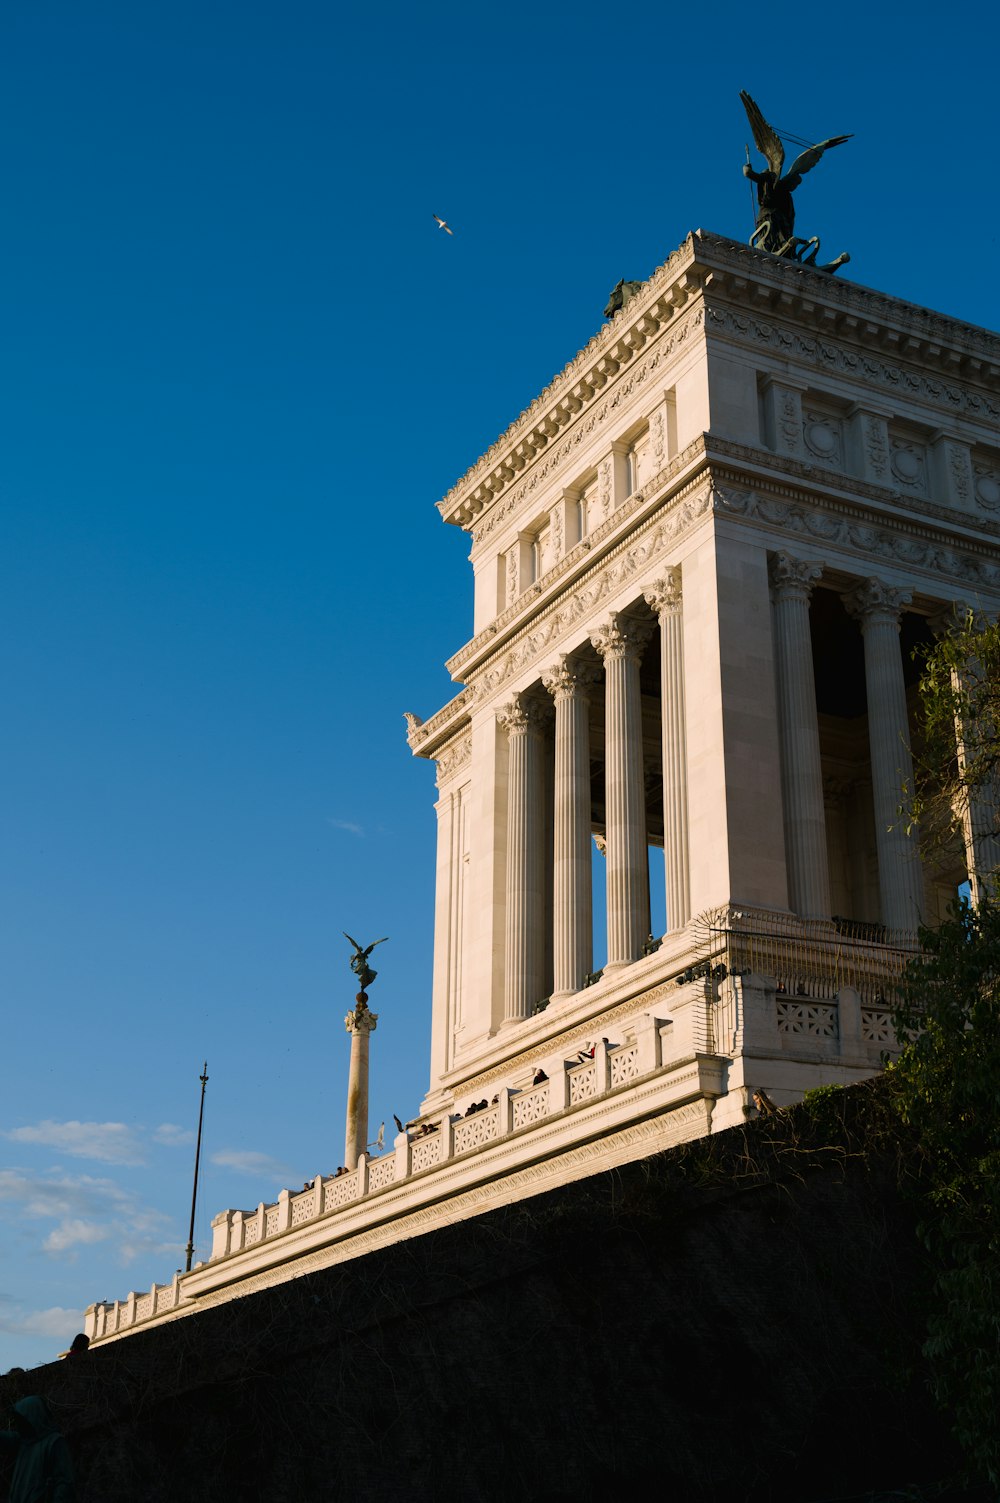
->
[2,0,998,1368]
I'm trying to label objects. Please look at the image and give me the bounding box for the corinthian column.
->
[498,694,549,1021]
[541,655,598,998]
[344,997,378,1171]
[768,553,831,918]
[644,571,690,933]
[590,610,654,967]
[844,577,923,933]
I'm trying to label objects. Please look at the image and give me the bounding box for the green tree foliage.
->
[891,613,1000,1489]
[906,607,1000,877]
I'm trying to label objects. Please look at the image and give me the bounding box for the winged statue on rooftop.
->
[740,91,851,273]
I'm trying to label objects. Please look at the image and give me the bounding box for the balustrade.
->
[86,966,899,1343]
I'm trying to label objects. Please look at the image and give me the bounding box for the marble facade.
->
[86,232,1000,1343]
[408,229,1000,1125]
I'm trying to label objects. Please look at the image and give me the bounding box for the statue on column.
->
[343,932,388,996]
[739,91,852,274]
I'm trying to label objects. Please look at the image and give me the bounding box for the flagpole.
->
[184,1062,209,1273]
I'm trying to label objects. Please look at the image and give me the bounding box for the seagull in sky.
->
[432,213,454,235]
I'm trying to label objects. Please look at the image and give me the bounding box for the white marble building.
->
[86,231,1000,1342]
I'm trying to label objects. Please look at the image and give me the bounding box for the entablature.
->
[406,688,473,762]
[436,231,1000,536]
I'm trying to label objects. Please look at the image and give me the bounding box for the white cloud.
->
[4,1120,144,1165]
[210,1149,291,1180]
[327,817,364,836]
[43,1219,112,1254]
[0,1168,173,1265]
[0,1303,83,1338]
[153,1123,194,1147]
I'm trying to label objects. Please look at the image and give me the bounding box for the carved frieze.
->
[435,735,472,788]
[706,304,1000,426]
[714,485,1000,594]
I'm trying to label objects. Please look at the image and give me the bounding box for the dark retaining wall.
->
[0,1084,978,1502]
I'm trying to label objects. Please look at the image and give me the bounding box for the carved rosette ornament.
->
[768,552,824,604]
[843,576,912,631]
[975,466,1000,512]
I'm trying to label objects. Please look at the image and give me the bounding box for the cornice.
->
[406,688,473,759]
[435,232,1000,536]
[437,237,706,531]
[468,306,706,548]
[699,234,1000,369]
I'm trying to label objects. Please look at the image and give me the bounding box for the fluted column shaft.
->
[845,578,923,933]
[644,573,690,932]
[344,1001,377,1171]
[769,553,831,918]
[591,612,653,966]
[542,656,597,998]
[499,695,548,1020]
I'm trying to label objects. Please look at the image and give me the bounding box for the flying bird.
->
[432,213,454,235]
[393,1114,405,1134]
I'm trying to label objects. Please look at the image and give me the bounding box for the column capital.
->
[345,1001,378,1034]
[590,610,655,664]
[768,551,824,603]
[643,568,683,619]
[843,576,912,631]
[541,654,600,703]
[497,693,551,735]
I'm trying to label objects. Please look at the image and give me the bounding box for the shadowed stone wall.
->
[1,1085,974,1502]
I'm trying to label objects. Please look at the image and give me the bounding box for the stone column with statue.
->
[342,933,387,1171]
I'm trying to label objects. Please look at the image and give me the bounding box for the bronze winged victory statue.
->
[740,91,851,271]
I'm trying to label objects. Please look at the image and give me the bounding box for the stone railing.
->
[86,951,901,1343]
[204,1022,670,1267]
